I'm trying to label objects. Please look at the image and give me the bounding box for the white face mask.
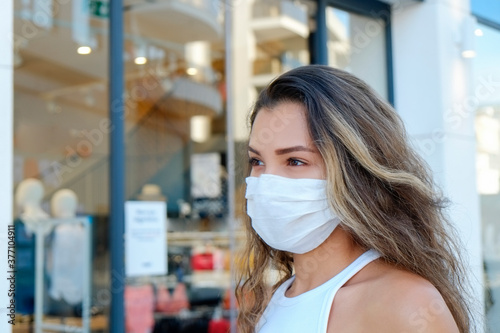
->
[245,174,340,254]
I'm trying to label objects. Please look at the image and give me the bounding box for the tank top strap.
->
[318,249,381,332]
[336,249,381,286]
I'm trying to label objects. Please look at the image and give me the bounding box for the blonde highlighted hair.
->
[236,65,472,333]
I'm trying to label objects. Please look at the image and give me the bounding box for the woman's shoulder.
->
[328,260,459,332]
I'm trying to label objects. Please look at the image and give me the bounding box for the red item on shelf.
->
[208,318,230,333]
[191,252,214,270]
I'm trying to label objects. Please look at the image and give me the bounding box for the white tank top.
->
[256,249,381,333]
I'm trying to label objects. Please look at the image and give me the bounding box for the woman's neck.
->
[285,227,364,297]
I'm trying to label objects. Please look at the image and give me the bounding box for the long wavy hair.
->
[235,65,473,333]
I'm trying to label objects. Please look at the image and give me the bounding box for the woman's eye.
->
[287,158,305,166]
[249,158,263,167]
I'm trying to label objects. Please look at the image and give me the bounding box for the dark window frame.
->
[474,14,500,31]
[310,0,395,105]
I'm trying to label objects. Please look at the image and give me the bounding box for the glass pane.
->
[231,0,312,189]
[474,23,500,333]
[123,0,234,330]
[13,0,110,330]
[326,7,388,99]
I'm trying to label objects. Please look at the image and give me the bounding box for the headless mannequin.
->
[15,178,49,234]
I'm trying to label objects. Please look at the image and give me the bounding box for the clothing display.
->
[155,283,189,314]
[153,317,210,333]
[191,252,214,271]
[125,285,155,333]
[14,219,36,314]
[152,310,230,333]
[207,318,230,333]
[49,224,85,305]
[256,249,381,332]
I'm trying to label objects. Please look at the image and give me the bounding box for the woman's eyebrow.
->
[248,146,260,155]
[275,146,316,155]
[248,145,316,156]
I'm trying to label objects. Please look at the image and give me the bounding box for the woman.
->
[236,65,472,332]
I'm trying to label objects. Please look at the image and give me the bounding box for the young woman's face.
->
[248,102,326,179]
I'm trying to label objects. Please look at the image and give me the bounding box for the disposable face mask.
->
[245,174,340,254]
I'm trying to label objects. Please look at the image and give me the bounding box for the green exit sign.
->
[89,0,109,18]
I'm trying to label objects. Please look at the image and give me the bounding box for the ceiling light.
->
[474,28,483,36]
[134,56,147,65]
[186,67,198,75]
[77,46,92,55]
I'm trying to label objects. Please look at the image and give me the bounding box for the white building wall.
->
[392,0,485,329]
[0,0,14,332]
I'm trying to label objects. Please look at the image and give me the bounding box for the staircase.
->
[35,76,222,214]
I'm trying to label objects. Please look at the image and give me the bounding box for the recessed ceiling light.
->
[474,28,483,36]
[186,67,198,75]
[77,46,92,55]
[134,56,147,65]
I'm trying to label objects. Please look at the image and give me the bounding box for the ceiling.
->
[13,0,225,160]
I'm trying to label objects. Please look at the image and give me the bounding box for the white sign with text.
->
[125,201,167,277]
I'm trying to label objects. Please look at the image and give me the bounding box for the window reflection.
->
[474,23,500,333]
[230,0,313,215]
[14,0,111,330]
[326,7,388,99]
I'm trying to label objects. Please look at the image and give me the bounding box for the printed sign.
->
[191,153,221,198]
[125,201,167,277]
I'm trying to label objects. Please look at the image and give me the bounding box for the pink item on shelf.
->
[171,283,189,312]
[155,285,172,313]
[212,249,225,271]
[156,283,190,314]
[125,285,155,333]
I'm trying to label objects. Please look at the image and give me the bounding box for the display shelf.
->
[167,230,244,247]
[153,307,233,320]
[13,315,108,333]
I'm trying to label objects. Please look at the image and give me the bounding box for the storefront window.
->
[230,0,313,213]
[13,0,111,329]
[230,0,312,143]
[474,22,500,332]
[326,7,388,99]
[123,1,235,330]
[12,0,392,331]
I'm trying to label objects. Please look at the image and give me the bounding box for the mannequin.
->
[137,183,166,202]
[51,189,78,218]
[15,178,49,234]
[13,178,48,314]
[49,188,85,306]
